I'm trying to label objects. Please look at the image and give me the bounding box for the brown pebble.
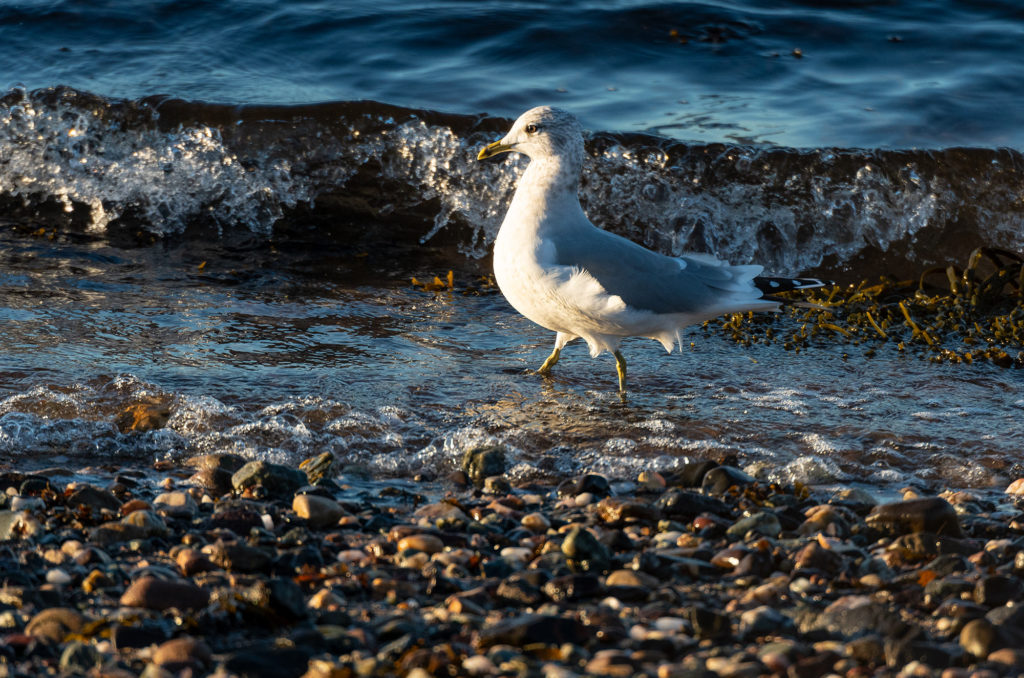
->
[397,534,444,554]
[521,512,551,533]
[152,636,212,669]
[176,548,217,576]
[25,607,86,643]
[292,494,345,529]
[120,576,209,611]
[119,499,150,516]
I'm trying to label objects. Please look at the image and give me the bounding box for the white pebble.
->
[499,547,534,563]
[46,568,72,586]
[462,655,497,676]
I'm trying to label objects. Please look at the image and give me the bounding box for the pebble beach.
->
[3,446,1024,677]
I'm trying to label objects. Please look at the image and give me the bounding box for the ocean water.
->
[1,0,1022,490]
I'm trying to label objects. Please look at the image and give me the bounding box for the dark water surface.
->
[2,0,1023,148]
[0,1,1022,490]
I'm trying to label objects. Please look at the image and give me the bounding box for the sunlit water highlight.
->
[1,230,1019,491]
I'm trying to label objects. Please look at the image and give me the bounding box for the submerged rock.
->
[461,444,507,487]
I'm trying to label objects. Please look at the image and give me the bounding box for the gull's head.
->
[477,106,583,162]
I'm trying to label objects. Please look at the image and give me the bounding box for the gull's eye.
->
[525,123,539,134]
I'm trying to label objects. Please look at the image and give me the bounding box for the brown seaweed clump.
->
[709,247,1024,368]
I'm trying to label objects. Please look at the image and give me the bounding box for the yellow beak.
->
[477,140,513,160]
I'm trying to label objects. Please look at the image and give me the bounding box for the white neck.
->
[502,154,586,239]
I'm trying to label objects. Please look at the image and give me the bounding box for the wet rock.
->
[866,497,962,537]
[657,489,729,520]
[232,461,307,498]
[66,485,122,513]
[207,540,273,573]
[152,636,213,671]
[561,525,611,573]
[120,576,209,611]
[557,474,610,499]
[672,460,719,487]
[481,475,509,494]
[974,574,1024,607]
[153,491,198,518]
[596,497,660,525]
[299,451,337,486]
[25,607,86,643]
[191,466,234,496]
[116,401,171,433]
[477,614,589,648]
[726,511,781,539]
[292,494,345,529]
[831,487,877,510]
[815,595,905,638]
[461,444,507,487]
[701,465,755,494]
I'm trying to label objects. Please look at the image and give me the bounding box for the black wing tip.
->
[753,277,835,294]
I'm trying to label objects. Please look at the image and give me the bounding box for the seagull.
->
[477,106,827,393]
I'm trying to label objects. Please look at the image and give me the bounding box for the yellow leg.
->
[614,350,627,392]
[537,347,561,375]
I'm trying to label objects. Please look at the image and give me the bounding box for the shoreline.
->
[0,451,1022,677]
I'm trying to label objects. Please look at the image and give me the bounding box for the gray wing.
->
[551,227,763,315]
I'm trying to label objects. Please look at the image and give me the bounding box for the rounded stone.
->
[397,534,444,554]
[866,497,962,537]
[152,636,212,670]
[292,494,345,529]
[461,444,508,487]
[120,577,209,611]
[26,607,86,643]
[959,618,996,659]
[153,491,198,518]
[521,512,551,533]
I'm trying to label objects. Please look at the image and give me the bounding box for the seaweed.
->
[708,247,1024,368]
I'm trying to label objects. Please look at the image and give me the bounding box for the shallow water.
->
[1,1,1022,492]
[1,228,1020,491]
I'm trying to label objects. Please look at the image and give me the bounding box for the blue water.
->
[3,0,1023,148]
[0,0,1022,490]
